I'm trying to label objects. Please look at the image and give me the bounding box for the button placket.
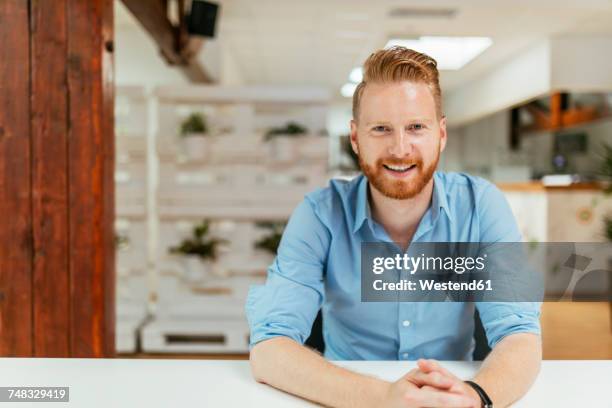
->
[398,269,413,360]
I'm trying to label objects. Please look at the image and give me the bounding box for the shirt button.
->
[402,320,411,327]
[402,353,409,359]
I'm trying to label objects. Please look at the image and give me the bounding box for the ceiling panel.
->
[117,0,612,98]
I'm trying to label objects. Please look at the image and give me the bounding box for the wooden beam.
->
[550,92,563,129]
[0,0,33,357]
[521,92,606,133]
[120,0,212,83]
[121,0,178,63]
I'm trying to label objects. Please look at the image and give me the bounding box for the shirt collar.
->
[352,172,452,234]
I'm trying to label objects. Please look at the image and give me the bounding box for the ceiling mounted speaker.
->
[187,1,219,38]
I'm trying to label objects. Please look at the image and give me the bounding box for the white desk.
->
[0,359,609,407]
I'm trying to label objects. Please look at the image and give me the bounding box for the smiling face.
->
[350,81,447,200]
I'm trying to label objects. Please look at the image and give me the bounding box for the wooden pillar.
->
[0,0,33,357]
[0,0,115,357]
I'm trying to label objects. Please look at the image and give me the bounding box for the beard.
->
[358,145,440,200]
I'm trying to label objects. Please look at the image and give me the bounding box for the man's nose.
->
[388,128,413,158]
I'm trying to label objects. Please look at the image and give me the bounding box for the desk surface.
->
[0,359,609,407]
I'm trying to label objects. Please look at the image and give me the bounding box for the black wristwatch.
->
[465,380,493,408]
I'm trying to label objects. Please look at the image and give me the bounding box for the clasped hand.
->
[383,359,481,408]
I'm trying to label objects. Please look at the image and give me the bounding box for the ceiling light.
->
[384,36,493,70]
[341,83,358,98]
[349,67,363,83]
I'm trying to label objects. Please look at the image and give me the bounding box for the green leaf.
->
[168,219,223,260]
[180,113,208,137]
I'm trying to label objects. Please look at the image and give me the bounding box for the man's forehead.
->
[361,80,432,99]
[359,81,437,123]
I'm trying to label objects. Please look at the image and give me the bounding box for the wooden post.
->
[0,0,115,357]
[550,92,563,130]
[0,0,33,357]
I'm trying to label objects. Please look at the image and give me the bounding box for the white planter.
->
[267,136,298,162]
[182,133,209,161]
[182,256,212,283]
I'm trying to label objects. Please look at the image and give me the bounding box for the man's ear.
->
[438,115,447,153]
[349,119,359,155]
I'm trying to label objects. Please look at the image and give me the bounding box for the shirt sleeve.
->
[474,182,542,349]
[245,197,330,349]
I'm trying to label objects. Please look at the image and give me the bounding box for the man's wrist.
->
[465,380,493,408]
[464,381,482,406]
[361,377,391,408]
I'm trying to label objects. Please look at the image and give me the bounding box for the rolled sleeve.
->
[245,197,330,349]
[476,302,541,348]
[476,180,541,349]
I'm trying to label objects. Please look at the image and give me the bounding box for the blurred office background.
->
[0,0,609,359]
[112,0,612,360]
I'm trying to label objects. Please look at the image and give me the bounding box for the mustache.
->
[377,157,423,166]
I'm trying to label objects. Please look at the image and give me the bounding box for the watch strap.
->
[465,380,493,408]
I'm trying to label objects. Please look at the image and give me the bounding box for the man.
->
[246,46,541,407]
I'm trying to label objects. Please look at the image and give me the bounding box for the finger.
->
[401,368,420,381]
[405,370,455,389]
[449,382,467,394]
[417,359,454,377]
[405,387,474,408]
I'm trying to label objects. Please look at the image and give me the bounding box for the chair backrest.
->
[472,308,491,360]
[304,311,325,353]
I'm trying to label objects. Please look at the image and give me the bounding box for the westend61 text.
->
[373,279,493,292]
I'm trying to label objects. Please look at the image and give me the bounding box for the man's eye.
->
[409,124,425,131]
[372,126,388,132]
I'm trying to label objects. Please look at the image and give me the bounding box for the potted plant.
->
[600,142,612,193]
[115,233,130,251]
[264,121,308,162]
[599,143,612,239]
[179,112,209,161]
[604,216,612,242]
[601,141,612,220]
[254,221,286,256]
[169,220,226,282]
[598,144,612,316]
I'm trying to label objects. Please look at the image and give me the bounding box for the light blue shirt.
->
[245,172,541,360]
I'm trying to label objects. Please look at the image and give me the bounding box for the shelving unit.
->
[115,85,332,353]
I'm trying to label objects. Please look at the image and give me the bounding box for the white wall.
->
[444,41,551,126]
[551,35,612,92]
